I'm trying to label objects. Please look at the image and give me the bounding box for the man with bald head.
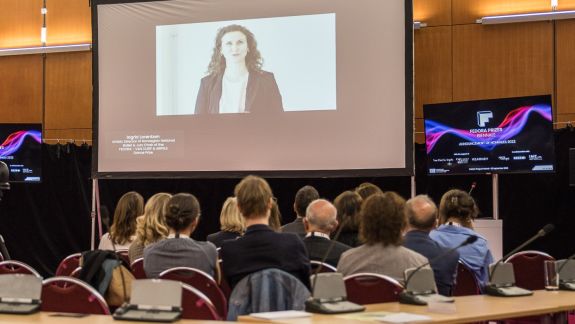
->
[403,195,459,296]
[303,199,351,267]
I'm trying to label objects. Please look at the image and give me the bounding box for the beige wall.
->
[1,0,574,144]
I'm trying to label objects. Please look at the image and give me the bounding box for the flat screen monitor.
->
[424,95,555,175]
[0,123,42,183]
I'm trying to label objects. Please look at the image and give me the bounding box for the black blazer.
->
[194,70,283,114]
[220,224,310,290]
[403,230,459,296]
[206,231,241,249]
[303,235,351,267]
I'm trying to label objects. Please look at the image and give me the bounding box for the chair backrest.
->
[0,260,41,277]
[55,253,82,277]
[506,250,555,290]
[70,267,82,278]
[310,260,337,273]
[217,259,231,300]
[343,273,403,304]
[453,261,482,296]
[41,277,110,315]
[181,283,221,320]
[130,258,147,279]
[115,249,130,266]
[159,267,227,319]
[227,268,311,321]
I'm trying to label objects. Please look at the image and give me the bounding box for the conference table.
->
[239,290,575,323]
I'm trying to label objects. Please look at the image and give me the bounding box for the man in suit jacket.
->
[221,176,310,290]
[281,185,319,238]
[403,195,459,296]
[303,199,350,267]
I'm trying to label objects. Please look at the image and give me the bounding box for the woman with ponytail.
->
[143,193,218,279]
[430,189,494,288]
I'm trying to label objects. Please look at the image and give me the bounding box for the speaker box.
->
[570,148,575,186]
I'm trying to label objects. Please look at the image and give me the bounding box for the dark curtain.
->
[2,130,574,277]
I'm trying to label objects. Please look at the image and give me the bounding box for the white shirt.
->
[219,73,249,114]
[98,233,135,251]
[305,232,331,240]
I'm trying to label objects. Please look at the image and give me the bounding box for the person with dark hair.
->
[333,191,362,247]
[303,199,350,267]
[354,182,383,200]
[143,193,218,279]
[430,189,493,288]
[281,185,319,237]
[220,175,310,289]
[99,191,144,251]
[195,24,283,114]
[337,192,427,283]
[403,195,458,296]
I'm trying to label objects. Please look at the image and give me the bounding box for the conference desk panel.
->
[240,290,575,323]
[0,313,220,324]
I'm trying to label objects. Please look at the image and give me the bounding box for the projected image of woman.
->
[195,25,283,114]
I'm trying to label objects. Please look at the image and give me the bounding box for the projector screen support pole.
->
[411,175,416,198]
[91,178,96,250]
[492,173,499,220]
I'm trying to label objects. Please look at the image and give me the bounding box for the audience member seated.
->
[403,195,458,296]
[333,191,363,247]
[144,193,218,279]
[128,192,171,263]
[98,191,144,251]
[430,189,493,288]
[269,199,283,232]
[303,199,350,267]
[207,197,244,248]
[337,192,427,283]
[354,182,383,200]
[281,185,319,237]
[221,176,311,289]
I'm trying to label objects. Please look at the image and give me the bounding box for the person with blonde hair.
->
[207,197,245,248]
[128,192,172,263]
[99,191,144,251]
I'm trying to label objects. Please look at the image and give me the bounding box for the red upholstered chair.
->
[453,261,482,296]
[55,253,82,277]
[0,260,41,277]
[310,261,337,274]
[505,250,554,290]
[159,267,227,319]
[41,277,110,315]
[130,258,147,279]
[69,267,82,278]
[343,273,403,305]
[181,283,221,320]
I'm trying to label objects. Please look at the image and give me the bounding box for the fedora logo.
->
[477,111,493,127]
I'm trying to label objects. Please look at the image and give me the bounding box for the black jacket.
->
[303,234,351,267]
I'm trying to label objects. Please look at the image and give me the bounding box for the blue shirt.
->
[430,224,494,288]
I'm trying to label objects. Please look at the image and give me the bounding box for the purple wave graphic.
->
[0,130,42,157]
[425,104,552,154]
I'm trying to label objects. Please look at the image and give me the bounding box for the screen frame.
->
[423,94,556,176]
[90,0,414,179]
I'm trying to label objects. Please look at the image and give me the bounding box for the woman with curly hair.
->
[99,191,144,251]
[430,189,493,288]
[194,24,283,114]
[128,192,172,263]
[337,192,427,283]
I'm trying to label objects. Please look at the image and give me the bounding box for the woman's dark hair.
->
[333,191,362,233]
[109,191,144,245]
[207,24,263,75]
[355,182,383,200]
[164,193,201,234]
[359,192,406,246]
[438,189,479,228]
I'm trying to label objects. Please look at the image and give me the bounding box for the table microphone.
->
[0,234,11,260]
[468,182,477,195]
[399,235,478,305]
[488,223,554,283]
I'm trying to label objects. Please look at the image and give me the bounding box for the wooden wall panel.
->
[453,0,551,25]
[414,118,425,144]
[413,0,451,26]
[44,52,92,134]
[47,0,91,45]
[558,0,575,10]
[452,22,553,102]
[556,19,575,117]
[0,0,42,48]
[0,55,43,122]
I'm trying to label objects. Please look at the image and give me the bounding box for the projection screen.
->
[92,0,413,178]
